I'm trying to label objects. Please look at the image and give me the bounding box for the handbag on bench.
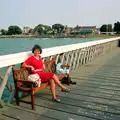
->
[28,74,41,87]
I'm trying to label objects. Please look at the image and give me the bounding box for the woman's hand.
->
[22,62,35,72]
[30,66,35,72]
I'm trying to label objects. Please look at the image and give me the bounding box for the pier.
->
[0,37,120,120]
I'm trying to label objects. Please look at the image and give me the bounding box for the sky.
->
[0,0,120,29]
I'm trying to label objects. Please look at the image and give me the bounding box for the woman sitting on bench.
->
[22,44,70,103]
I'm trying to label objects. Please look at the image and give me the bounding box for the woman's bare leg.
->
[49,79,56,99]
[52,75,66,89]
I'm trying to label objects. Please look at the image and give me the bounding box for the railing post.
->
[80,50,85,66]
[55,54,60,64]
[66,52,70,65]
[61,53,65,65]
[85,47,89,63]
[88,47,93,62]
[69,51,75,70]
[0,66,13,100]
[0,70,13,92]
[73,49,79,69]
[81,48,88,65]
[76,49,82,68]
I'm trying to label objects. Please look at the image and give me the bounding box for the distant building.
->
[23,26,33,35]
[96,28,101,34]
[64,26,72,35]
[71,25,97,34]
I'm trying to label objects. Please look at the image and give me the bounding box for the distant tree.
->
[44,25,52,34]
[114,21,120,34]
[33,24,43,35]
[33,24,52,35]
[100,24,112,32]
[107,24,112,32]
[100,24,107,32]
[52,24,64,33]
[7,26,22,35]
[1,29,8,35]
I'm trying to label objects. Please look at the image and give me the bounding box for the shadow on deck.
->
[1,48,120,120]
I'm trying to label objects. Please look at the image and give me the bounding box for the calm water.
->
[0,37,102,55]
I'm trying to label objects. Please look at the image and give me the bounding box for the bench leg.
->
[15,90,19,106]
[68,75,70,86]
[31,94,35,110]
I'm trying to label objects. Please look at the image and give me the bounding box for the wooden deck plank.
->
[53,89,120,108]
[0,115,17,120]
[1,105,58,120]
[71,76,120,85]
[33,98,120,120]
[72,74,120,80]
[7,104,94,120]
[72,78,120,88]
[34,91,120,115]
[43,87,120,107]
[71,79,120,91]
[69,86,120,98]
[69,86,120,100]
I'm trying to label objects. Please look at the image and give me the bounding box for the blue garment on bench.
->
[56,63,69,74]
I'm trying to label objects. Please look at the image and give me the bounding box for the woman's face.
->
[34,49,40,56]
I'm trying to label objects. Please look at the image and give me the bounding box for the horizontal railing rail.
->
[0,37,120,68]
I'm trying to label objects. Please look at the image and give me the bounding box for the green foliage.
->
[52,24,64,33]
[1,29,8,35]
[114,21,120,34]
[100,24,107,32]
[100,24,112,32]
[33,24,52,35]
[107,24,112,32]
[7,26,22,35]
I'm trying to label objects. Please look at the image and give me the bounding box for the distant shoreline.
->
[0,35,37,38]
[0,34,117,39]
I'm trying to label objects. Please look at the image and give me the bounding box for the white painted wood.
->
[76,49,81,68]
[66,52,70,64]
[85,47,89,63]
[73,49,79,69]
[69,51,75,68]
[61,53,65,65]
[0,66,12,100]
[0,70,12,92]
[55,54,60,64]
[0,37,119,68]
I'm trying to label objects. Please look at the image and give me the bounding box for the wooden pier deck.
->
[1,48,120,120]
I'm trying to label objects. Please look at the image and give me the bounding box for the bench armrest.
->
[17,79,34,85]
[15,79,36,91]
[61,64,70,69]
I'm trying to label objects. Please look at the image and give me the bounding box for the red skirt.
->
[33,71,54,83]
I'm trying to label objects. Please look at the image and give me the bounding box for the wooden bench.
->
[43,59,70,85]
[12,59,70,110]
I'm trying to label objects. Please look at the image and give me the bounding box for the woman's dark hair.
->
[32,44,42,54]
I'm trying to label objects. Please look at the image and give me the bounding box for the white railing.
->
[0,37,120,104]
[0,37,120,68]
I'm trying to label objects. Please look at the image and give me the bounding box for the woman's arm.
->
[22,62,35,71]
[42,58,46,69]
[43,63,45,69]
